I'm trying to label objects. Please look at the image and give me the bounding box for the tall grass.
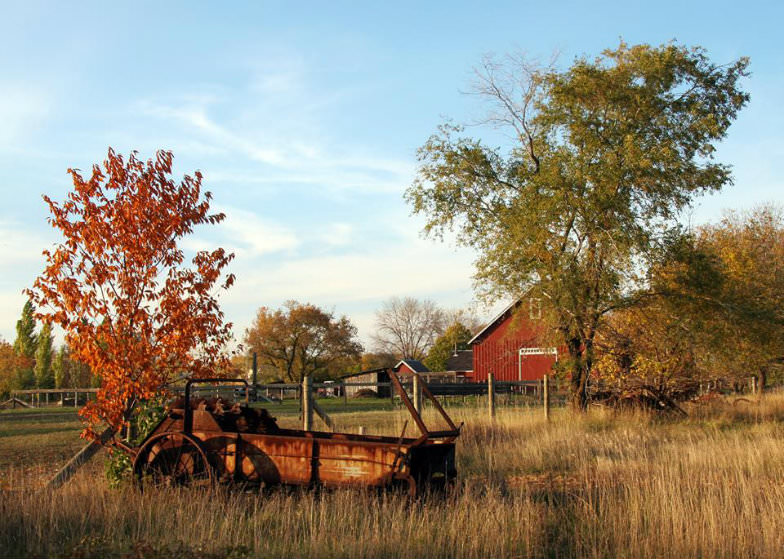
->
[2,397,784,557]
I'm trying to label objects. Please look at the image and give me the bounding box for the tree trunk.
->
[570,363,590,411]
[567,337,589,411]
[758,366,768,396]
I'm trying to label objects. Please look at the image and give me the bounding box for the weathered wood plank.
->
[46,427,116,489]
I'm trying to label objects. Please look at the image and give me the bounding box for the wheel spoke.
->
[134,433,212,489]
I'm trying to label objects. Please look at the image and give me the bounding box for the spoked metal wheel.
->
[133,432,213,489]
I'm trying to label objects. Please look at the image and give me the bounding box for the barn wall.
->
[471,311,555,382]
[343,371,377,398]
[343,371,390,398]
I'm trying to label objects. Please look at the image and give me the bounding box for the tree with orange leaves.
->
[27,148,235,440]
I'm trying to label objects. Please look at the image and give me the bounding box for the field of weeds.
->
[2,396,784,558]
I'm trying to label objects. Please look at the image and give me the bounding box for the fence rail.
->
[6,388,98,408]
[11,388,98,395]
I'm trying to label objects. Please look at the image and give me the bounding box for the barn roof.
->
[394,359,430,373]
[468,299,523,345]
[445,350,473,372]
[340,368,389,380]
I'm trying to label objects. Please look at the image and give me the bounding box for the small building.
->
[469,298,558,382]
[393,359,430,375]
[340,368,391,398]
[393,359,463,383]
[445,350,473,379]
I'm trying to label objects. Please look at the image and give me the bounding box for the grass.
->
[2,396,784,557]
[252,395,400,419]
[0,408,84,484]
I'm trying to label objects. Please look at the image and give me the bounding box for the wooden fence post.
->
[302,376,313,431]
[47,427,116,489]
[251,352,258,399]
[543,374,550,421]
[413,375,423,415]
[488,373,496,419]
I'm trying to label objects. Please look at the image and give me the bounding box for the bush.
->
[105,396,167,487]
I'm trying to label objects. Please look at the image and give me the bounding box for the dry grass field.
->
[2,397,784,558]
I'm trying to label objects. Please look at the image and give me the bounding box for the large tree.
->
[406,42,749,408]
[245,300,363,382]
[424,321,474,372]
[27,148,235,439]
[371,296,445,360]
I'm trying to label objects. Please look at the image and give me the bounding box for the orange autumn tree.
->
[27,148,235,439]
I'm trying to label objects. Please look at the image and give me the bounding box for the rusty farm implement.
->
[129,371,460,495]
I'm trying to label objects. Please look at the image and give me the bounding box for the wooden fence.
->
[7,388,98,408]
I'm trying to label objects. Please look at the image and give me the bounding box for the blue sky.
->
[1,1,782,348]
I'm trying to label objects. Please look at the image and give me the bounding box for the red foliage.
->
[27,148,235,439]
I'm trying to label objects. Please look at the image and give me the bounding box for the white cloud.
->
[178,206,300,259]
[219,232,478,342]
[137,100,289,166]
[215,205,300,256]
[134,84,414,196]
[205,165,411,194]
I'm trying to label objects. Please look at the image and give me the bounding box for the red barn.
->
[469,298,558,382]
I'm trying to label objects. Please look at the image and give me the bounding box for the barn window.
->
[529,297,542,320]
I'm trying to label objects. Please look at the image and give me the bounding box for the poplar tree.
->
[34,323,54,388]
[13,301,37,358]
[53,345,67,389]
[12,301,37,388]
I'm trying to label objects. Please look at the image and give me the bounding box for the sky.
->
[0,0,782,349]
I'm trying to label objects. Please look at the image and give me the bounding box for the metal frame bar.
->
[389,370,460,440]
[389,371,430,436]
